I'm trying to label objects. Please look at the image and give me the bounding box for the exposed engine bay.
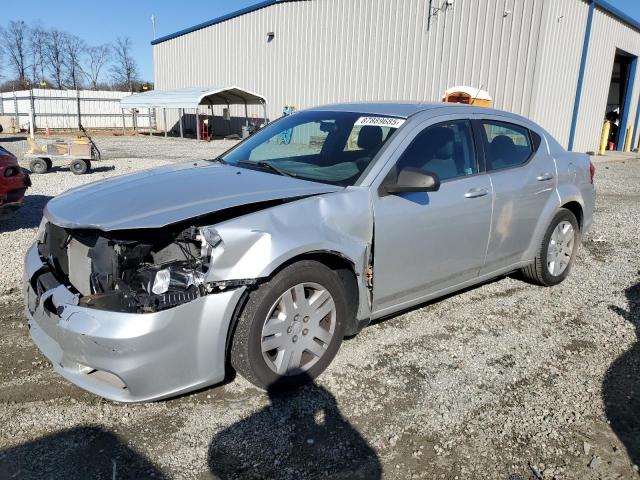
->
[36,220,252,313]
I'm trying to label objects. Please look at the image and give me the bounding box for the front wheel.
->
[231,261,347,390]
[521,208,580,286]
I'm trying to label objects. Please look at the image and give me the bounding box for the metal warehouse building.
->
[152,0,640,153]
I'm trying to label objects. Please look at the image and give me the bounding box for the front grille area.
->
[38,223,71,283]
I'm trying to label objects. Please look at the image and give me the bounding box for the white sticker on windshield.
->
[354,116,406,128]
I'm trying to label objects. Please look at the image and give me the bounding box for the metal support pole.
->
[196,109,201,141]
[121,109,126,135]
[163,108,168,138]
[179,108,184,138]
[13,91,19,132]
[76,89,82,131]
[29,88,36,134]
[244,100,249,127]
[262,101,268,126]
[149,108,153,136]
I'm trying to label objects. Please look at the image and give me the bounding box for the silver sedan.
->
[24,103,595,401]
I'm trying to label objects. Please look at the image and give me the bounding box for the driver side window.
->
[397,120,477,182]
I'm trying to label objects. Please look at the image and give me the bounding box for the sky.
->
[2,0,640,83]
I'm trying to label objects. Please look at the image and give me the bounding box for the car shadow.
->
[0,136,27,143]
[208,374,382,479]
[0,426,166,479]
[0,194,53,233]
[603,275,640,469]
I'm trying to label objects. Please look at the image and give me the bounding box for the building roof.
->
[151,0,640,46]
[119,86,266,109]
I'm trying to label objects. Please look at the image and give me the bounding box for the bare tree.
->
[110,37,138,92]
[3,21,30,87]
[29,25,48,86]
[43,29,66,89]
[63,34,85,90]
[84,44,111,90]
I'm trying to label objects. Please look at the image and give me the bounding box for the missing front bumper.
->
[24,243,246,402]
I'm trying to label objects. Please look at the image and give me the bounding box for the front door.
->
[371,118,493,314]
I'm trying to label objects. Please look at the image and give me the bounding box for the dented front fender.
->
[204,188,374,319]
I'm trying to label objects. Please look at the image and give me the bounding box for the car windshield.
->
[221,111,404,186]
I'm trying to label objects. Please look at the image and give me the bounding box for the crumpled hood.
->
[45,161,341,231]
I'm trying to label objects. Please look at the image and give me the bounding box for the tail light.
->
[589,161,595,184]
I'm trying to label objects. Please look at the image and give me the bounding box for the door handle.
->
[537,172,554,181]
[464,188,489,199]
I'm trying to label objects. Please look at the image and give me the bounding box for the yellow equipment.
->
[624,125,634,152]
[599,120,611,155]
[24,124,101,175]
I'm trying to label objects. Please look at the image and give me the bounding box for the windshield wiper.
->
[235,160,297,178]
[208,157,227,164]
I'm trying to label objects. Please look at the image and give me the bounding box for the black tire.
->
[29,157,48,174]
[70,159,90,175]
[521,208,580,286]
[44,158,52,170]
[231,260,347,390]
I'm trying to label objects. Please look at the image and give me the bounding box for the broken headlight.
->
[136,263,206,296]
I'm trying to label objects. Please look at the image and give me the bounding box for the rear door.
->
[476,117,557,274]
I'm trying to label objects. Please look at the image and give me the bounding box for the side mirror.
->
[380,167,441,196]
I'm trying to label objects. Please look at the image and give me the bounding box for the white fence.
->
[0,89,151,131]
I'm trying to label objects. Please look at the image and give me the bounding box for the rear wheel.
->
[70,159,90,175]
[521,208,580,286]
[29,157,48,174]
[231,261,347,390]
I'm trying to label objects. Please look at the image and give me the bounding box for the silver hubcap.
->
[261,282,336,376]
[547,221,575,276]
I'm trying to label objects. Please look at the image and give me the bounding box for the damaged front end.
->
[37,219,253,314]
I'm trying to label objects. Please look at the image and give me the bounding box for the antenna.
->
[471,85,484,105]
[151,15,157,40]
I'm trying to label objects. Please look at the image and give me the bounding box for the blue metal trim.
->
[617,56,637,151]
[594,0,640,33]
[633,90,640,151]
[568,1,595,151]
[151,0,294,45]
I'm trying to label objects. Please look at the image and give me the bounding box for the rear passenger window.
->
[482,121,533,171]
[397,120,477,182]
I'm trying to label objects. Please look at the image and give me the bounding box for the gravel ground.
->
[0,134,638,479]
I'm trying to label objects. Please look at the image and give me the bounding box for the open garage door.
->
[604,50,637,151]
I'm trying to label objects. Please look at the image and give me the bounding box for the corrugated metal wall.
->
[0,89,150,130]
[529,0,589,147]
[573,7,640,152]
[153,0,640,152]
[154,0,546,127]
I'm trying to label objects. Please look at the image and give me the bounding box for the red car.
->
[0,145,31,218]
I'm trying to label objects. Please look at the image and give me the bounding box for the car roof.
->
[307,101,527,121]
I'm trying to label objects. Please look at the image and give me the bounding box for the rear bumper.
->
[24,243,245,402]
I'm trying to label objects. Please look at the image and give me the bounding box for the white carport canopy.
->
[119,86,268,140]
